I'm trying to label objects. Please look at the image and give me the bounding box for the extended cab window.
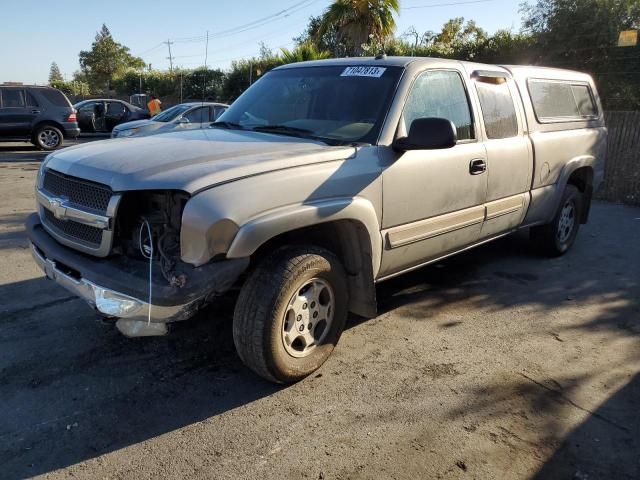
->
[475,79,519,139]
[528,80,598,122]
[403,70,474,141]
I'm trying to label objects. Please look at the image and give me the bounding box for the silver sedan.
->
[111,102,228,138]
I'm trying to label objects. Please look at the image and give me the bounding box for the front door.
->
[379,69,488,278]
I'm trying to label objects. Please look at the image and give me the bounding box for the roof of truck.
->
[274,56,462,69]
[275,57,594,82]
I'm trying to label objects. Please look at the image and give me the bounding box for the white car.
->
[111,102,228,138]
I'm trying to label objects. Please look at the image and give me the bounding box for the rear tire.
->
[531,184,582,256]
[232,246,348,383]
[33,125,63,150]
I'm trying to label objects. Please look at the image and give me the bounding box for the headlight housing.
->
[37,153,52,188]
[115,128,139,138]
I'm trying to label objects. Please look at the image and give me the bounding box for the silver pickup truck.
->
[27,57,606,383]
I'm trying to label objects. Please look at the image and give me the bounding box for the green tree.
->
[48,62,63,84]
[221,48,282,101]
[315,0,400,56]
[295,15,344,55]
[280,43,331,63]
[79,24,145,92]
[522,0,640,109]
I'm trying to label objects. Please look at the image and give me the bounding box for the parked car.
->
[111,102,228,138]
[27,57,606,383]
[0,83,79,150]
[74,99,149,133]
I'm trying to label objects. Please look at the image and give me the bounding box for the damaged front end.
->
[27,183,248,337]
[115,190,191,289]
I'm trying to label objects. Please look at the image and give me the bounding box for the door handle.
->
[469,159,487,175]
[31,110,41,114]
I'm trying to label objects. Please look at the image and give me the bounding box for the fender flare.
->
[226,196,383,278]
[553,156,595,210]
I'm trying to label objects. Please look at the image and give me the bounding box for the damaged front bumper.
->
[26,214,249,336]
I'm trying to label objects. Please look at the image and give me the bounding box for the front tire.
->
[232,246,348,383]
[531,184,582,256]
[33,125,63,150]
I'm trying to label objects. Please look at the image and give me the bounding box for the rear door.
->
[0,88,37,137]
[472,72,532,238]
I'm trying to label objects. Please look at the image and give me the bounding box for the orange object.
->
[147,98,162,115]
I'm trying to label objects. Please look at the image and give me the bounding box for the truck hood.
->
[112,119,162,131]
[45,128,356,193]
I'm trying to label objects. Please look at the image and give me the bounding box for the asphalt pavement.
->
[0,140,638,479]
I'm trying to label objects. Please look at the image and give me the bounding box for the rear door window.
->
[184,107,208,123]
[107,102,126,115]
[26,91,39,107]
[528,80,598,122]
[404,70,475,141]
[475,79,519,139]
[2,89,26,108]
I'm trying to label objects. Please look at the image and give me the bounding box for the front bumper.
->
[26,213,249,335]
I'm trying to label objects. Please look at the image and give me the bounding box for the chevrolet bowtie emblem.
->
[49,198,68,220]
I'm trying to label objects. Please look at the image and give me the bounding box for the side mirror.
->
[393,117,457,151]
[177,117,190,124]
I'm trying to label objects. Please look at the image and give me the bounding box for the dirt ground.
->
[0,140,638,480]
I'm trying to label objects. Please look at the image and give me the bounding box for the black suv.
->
[0,84,80,150]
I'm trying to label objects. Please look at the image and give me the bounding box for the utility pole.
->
[165,39,174,73]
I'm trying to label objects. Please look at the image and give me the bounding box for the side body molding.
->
[226,197,383,279]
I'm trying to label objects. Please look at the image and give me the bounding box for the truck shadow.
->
[0,289,281,479]
[0,204,637,478]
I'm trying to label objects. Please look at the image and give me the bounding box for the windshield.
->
[217,65,403,144]
[152,104,191,122]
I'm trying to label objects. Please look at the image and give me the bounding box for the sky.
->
[0,0,523,84]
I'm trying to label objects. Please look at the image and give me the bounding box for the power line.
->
[172,0,323,44]
[164,39,175,73]
[403,0,494,10]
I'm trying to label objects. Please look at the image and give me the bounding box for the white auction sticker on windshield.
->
[341,66,387,78]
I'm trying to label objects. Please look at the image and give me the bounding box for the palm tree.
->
[280,43,332,64]
[315,0,400,56]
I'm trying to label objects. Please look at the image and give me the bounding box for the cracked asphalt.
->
[0,140,638,479]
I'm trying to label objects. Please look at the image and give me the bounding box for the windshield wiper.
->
[250,124,343,145]
[250,124,314,135]
[209,121,245,130]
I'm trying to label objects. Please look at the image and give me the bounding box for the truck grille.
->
[42,169,112,213]
[43,208,103,247]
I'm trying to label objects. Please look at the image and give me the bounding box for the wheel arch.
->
[32,120,66,139]
[561,159,595,224]
[227,198,382,318]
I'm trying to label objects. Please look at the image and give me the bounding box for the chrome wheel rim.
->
[282,277,334,358]
[39,129,60,148]
[557,201,576,243]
